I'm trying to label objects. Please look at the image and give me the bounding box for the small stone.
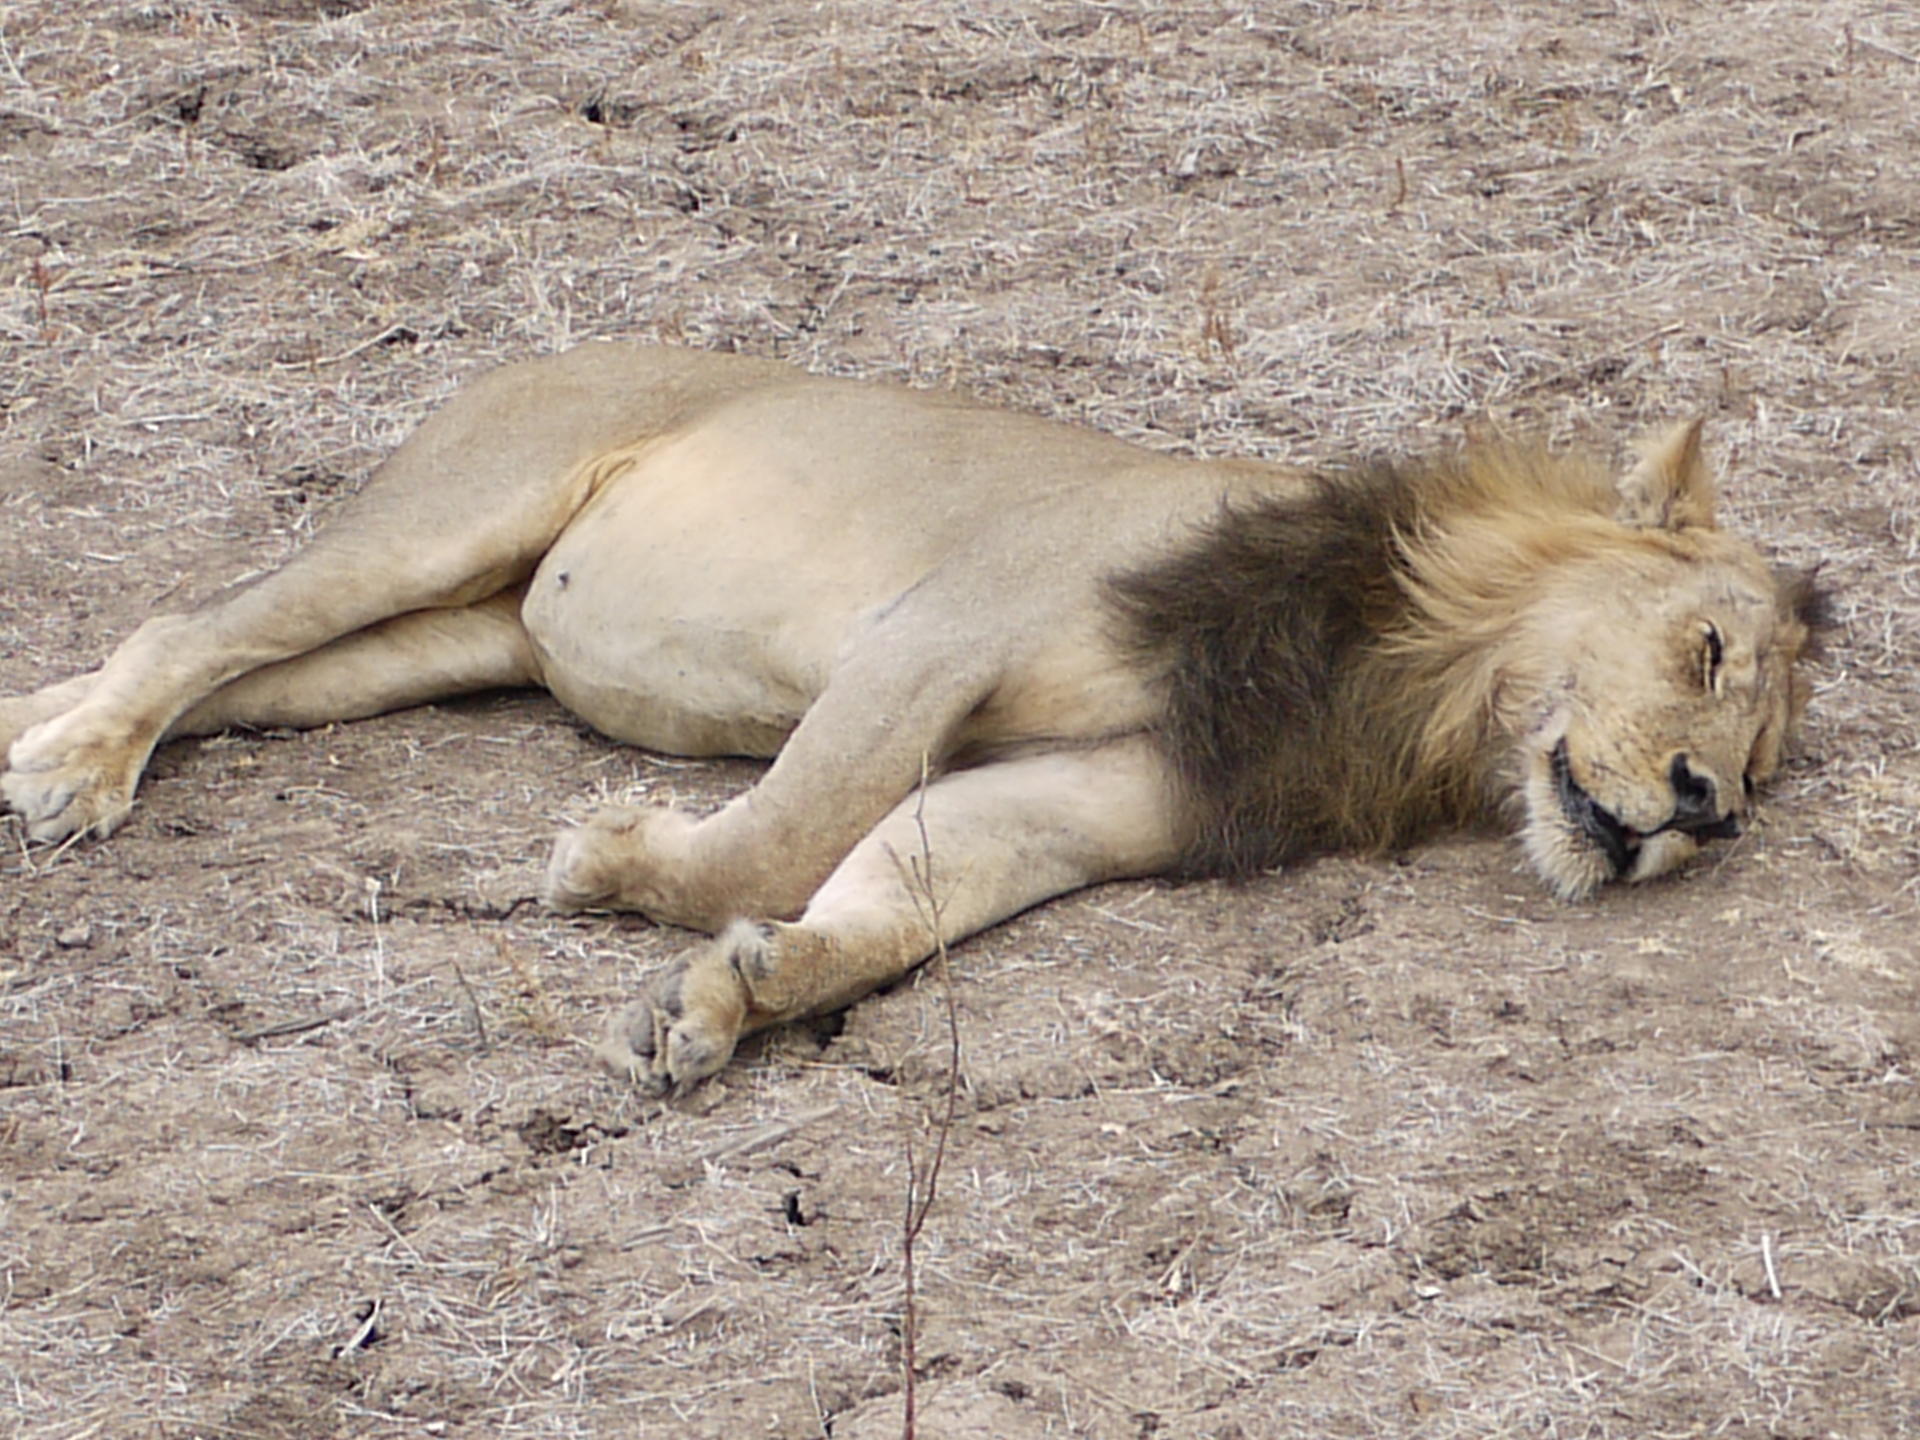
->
[55,922,93,950]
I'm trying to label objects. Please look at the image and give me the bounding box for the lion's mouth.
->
[1551,740,1638,879]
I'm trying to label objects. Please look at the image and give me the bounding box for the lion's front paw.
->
[543,803,710,925]
[3,719,145,843]
[595,929,760,1095]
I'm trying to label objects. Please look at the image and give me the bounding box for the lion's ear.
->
[1778,565,1836,658]
[1616,419,1716,530]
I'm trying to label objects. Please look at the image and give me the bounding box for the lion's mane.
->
[1107,443,1826,880]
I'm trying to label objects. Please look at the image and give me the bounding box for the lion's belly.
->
[514,401,1250,760]
[519,463,915,758]
[523,605,813,758]
[521,566,840,758]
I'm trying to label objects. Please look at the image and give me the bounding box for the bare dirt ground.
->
[3,2,1918,1436]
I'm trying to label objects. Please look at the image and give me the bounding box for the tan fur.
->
[0,346,1823,1093]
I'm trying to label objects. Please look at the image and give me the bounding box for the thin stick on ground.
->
[899,755,962,1440]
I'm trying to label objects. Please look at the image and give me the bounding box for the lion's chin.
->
[1511,739,1627,899]
[1520,814,1617,901]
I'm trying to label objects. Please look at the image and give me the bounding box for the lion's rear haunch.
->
[1108,431,1831,894]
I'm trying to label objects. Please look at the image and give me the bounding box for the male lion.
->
[1,345,1825,1093]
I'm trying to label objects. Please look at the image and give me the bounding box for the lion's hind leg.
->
[5,592,541,842]
[596,737,1181,1094]
[164,588,538,739]
[0,673,101,763]
[1,353,656,843]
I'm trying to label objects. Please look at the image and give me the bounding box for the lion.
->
[1,344,1826,1093]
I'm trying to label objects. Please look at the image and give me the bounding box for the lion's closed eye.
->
[1703,622,1725,693]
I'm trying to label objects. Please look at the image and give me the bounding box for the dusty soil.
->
[3,2,1918,1437]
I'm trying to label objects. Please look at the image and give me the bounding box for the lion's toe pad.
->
[596,944,751,1096]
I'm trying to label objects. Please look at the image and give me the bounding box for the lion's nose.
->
[1668,754,1739,838]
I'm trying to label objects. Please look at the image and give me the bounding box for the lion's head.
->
[1111,417,1826,899]
[1437,421,1828,899]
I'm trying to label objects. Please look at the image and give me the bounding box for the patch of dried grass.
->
[5,0,1920,1436]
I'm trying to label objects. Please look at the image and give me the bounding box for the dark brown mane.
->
[1106,458,1498,879]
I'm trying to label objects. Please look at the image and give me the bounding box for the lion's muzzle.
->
[1551,739,1637,879]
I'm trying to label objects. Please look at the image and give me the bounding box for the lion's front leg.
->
[546,637,1002,930]
[596,738,1182,1093]
[544,804,716,924]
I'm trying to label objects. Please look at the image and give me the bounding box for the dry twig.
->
[899,757,962,1440]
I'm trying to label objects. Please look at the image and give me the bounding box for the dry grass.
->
[4,1,1920,1437]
